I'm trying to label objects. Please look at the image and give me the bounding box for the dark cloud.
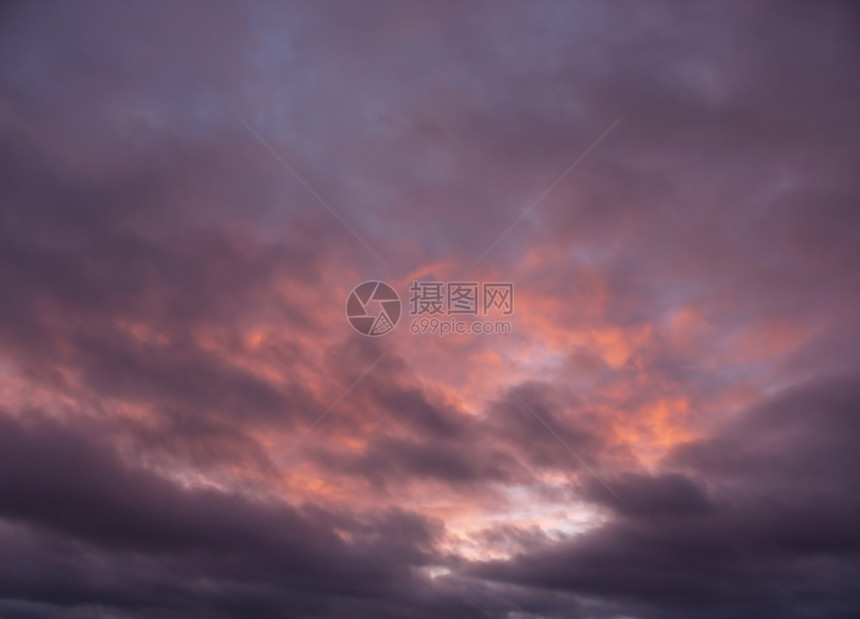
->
[0,411,473,618]
[472,375,860,618]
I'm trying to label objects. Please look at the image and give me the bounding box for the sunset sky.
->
[1,1,859,618]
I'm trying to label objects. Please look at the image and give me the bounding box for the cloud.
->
[471,375,860,618]
[0,0,858,617]
[0,411,470,618]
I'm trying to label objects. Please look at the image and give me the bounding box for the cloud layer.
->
[1,1,858,617]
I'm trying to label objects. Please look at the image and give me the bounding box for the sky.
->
[1,1,859,617]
